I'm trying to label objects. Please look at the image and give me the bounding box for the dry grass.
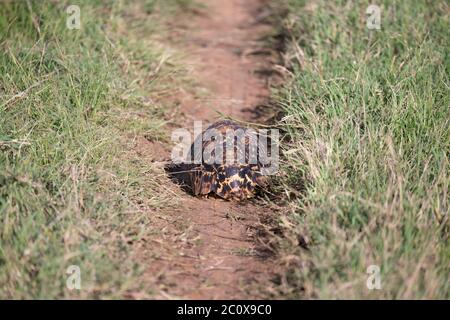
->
[271,0,449,299]
[0,0,192,299]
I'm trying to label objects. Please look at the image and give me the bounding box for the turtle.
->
[170,120,268,201]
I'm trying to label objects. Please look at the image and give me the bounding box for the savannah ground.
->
[0,0,448,299]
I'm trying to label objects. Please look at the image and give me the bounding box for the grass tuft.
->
[274,0,449,299]
[0,0,187,299]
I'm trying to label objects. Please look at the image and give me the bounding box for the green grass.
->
[2,0,447,300]
[274,0,449,299]
[0,0,188,299]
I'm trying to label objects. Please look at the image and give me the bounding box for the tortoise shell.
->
[183,120,267,201]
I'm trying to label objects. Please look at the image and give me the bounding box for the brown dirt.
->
[137,0,280,299]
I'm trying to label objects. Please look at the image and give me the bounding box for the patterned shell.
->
[185,120,267,201]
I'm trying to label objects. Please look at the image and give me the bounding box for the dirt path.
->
[138,0,278,299]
